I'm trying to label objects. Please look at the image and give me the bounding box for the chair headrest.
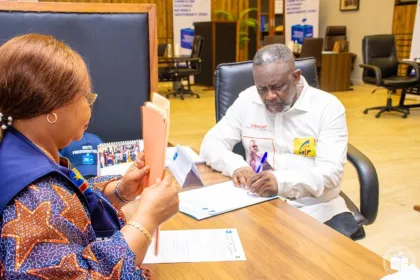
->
[326,26,346,36]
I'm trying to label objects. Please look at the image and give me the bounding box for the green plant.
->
[214,8,259,49]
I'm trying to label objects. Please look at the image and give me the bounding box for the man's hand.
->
[247,171,278,197]
[232,167,255,188]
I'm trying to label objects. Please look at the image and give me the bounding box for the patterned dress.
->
[0,128,151,279]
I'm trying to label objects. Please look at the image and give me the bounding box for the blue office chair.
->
[214,57,379,241]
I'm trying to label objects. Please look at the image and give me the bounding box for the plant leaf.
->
[243,18,259,30]
[239,37,251,49]
[214,10,235,21]
[239,8,258,19]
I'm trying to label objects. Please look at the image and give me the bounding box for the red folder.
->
[140,93,170,256]
[141,104,168,190]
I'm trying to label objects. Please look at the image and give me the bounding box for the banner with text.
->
[173,0,211,56]
[410,1,420,60]
[285,0,319,46]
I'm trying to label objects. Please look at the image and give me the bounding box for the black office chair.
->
[324,26,347,51]
[360,35,419,118]
[166,36,204,100]
[263,35,285,46]
[215,58,379,241]
[298,38,324,72]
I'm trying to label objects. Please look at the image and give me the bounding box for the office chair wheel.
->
[181,95,185,100]
[363,109,368,114]
[375,113,381,118]
[402,114,408,119]
[196,95,200,99]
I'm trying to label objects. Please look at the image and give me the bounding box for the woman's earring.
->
[46,113,58,124]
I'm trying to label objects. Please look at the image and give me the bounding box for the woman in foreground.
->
[0,34,179,279]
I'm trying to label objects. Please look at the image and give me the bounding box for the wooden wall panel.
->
[212,0,248,21]
[392,4,417,75]
[40,0,249,52]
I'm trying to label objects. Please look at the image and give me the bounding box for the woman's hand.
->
[119,152,150,201]
[134,174,179,233]
[121,174,179,266]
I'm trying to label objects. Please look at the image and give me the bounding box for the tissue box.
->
[180,28,195,50]
[291,24,313,44]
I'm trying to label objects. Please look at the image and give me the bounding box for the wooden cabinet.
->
[251,0,284,49]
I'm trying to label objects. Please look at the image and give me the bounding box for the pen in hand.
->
[255,152,268,173]
[247,152,268,195]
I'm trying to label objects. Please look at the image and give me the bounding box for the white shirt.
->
[200,77,350,223]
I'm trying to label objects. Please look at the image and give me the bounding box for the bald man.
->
[200,44,357,238]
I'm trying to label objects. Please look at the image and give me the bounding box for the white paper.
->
[100,162,132,176]
[179,181,279,220]
[166,145,204,187]
[381,265,420,280]
[275,0,283,14]
[166,146,204,164]
[143,229,246,264]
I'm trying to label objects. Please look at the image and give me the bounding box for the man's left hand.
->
[247,171,278,197]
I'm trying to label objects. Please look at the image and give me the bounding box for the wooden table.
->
[141,164,390,279]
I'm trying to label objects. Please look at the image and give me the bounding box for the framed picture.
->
[340,0,360,11]
[395,0,417,5]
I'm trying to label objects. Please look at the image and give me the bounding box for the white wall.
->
[319,0,395,83]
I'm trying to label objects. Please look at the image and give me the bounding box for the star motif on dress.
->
[90,259,124,280]
[82,245,98,263]
[72,169,84,182]
[2,200,69,270]
[51,184,91,233]
[28,184,39,192]
[28,253,89,280]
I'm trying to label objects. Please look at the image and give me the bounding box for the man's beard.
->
[265,86,297,113]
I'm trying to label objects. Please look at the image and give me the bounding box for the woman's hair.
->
[0,34,92,122]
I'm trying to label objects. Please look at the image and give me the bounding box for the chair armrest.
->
[346,144,379,225]
[172,57,201,62]
[359,64,383,86]
[399,61,420,80]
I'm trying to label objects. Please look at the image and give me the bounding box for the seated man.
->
[200,44,358,238]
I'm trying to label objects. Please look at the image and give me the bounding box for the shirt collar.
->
[251,76,311,112]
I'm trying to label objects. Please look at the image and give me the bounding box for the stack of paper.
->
[179,181,279,220]
[143,229,246,264]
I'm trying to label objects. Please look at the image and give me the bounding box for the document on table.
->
[179,180,279,220]
[143,229,246,264]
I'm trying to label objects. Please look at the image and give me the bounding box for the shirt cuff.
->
[222,154,250,178]
[272,170,298,198]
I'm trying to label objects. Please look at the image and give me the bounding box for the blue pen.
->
[255,152,268,173]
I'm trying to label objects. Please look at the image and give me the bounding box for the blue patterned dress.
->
[0,128,151,279]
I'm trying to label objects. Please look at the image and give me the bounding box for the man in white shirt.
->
[200,44,358,238]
